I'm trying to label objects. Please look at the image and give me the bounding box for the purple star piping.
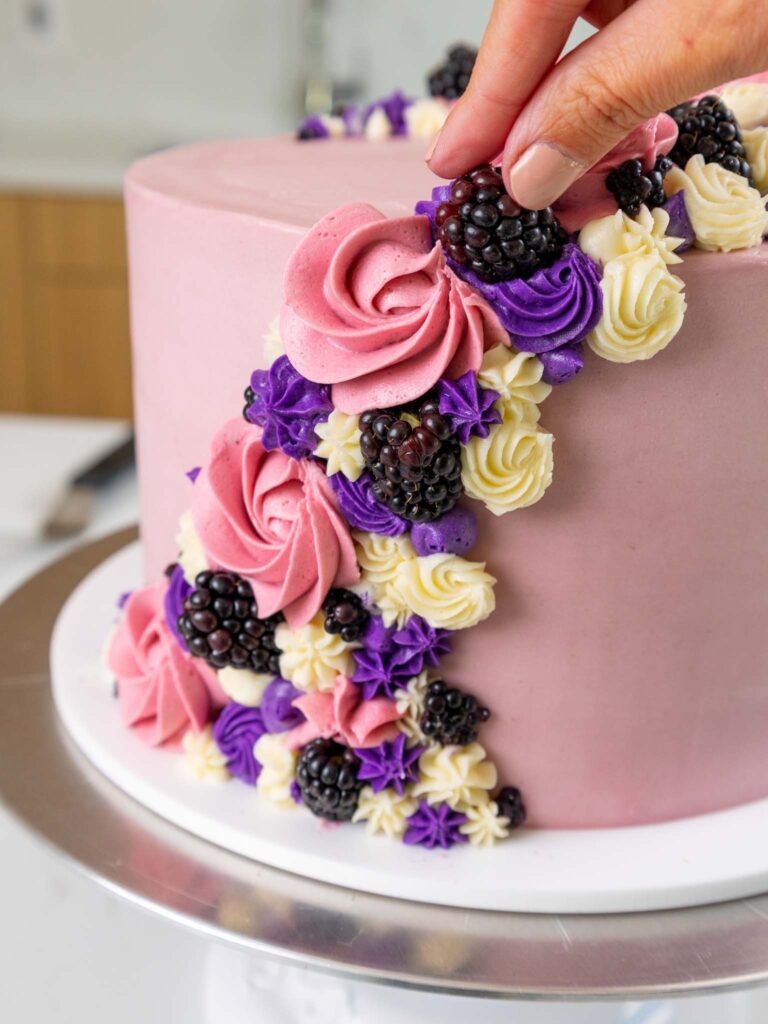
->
[436,371,501,444]
[403,801,468,850]
[352,615,452,700]
[354,734,424,795]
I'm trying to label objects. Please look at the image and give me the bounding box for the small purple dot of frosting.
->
[410,505,478,557]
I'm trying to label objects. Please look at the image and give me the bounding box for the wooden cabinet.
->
[0,193,132,419]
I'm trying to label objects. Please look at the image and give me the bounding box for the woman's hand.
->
[427,0,768,208]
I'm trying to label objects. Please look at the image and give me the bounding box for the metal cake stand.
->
[2,527,768,1003]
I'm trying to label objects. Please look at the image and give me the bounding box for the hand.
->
[427,0,768,208]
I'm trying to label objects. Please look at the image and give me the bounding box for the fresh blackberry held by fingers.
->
[359,399,463,524]
[436,164,566,282]
[322,588,370,643]
[605,155,673,217]
[420,679,490,746]
[295,738,363,821]
[667,95,752,181]
[177,570,283,673]
[428,43,477,100]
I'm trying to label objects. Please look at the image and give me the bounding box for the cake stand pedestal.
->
[2,530,768,1018]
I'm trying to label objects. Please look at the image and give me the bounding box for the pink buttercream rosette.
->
[551,113,679,232]
[281,202,509,413]
[191,418,359,628]
[286,675,402,751]
[108,582,222,747]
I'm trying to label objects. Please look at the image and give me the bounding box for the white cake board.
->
[51,541,768,915]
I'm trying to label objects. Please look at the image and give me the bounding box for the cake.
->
[109,72,768,847]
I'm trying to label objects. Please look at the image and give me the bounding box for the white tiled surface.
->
[2,460,768,1021]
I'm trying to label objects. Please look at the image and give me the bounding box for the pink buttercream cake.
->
[124,133,768,830]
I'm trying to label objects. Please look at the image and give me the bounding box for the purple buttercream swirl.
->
[212,703,268,786]
[403,801,468,850]
[354,734,424,795]
[244,355,333,460]
[436,371,501,444]
[352,615,452,700]
[410,504,478,557]
[363,90,412,136]
[260,678,305,733]
[163,564,191,649]
[330,470,408,537]
[462,244,603,355]
[539,343,585,386]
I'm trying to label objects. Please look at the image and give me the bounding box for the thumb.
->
[503,0,768,209]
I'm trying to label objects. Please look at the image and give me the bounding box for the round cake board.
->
[50,541,768,915]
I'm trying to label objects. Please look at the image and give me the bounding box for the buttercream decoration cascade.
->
[275,614,357,691]
[665,155,768,252]
[588,253,687,363]
[109,583,220,747]
[280,203,508,413]
[253,733,298,809]
[743,127,768,193]
[108,70,768,850]
[212,702,267,784]
[313,410,366,480]
[191,418,358,627]
[182,725,231,782]
[461,408,554,516]
[286,674,403,750]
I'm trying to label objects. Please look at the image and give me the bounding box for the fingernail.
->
[505,141,587,209]
[425,131,440,164]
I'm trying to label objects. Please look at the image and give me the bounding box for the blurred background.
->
[0,0,592,422]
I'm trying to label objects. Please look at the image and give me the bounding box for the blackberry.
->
[605,155,673,217]
[436,164,565,282]
[359,398,463,524]
[177,570,283,674]
[322,588,370,643]
[427,43,477,100]
[420,680,490,746]
[242,383,256,422]
[667,95,752,181]
[295,738,363,822]
[496,786,527,830]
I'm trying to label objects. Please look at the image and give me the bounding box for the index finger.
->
[428,0,589,178]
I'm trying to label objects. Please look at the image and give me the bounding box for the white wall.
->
[0,0,593,152]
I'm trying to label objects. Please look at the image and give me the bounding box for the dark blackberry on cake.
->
[295,738,363,822]
[496,785,527,830]
[436,164,566,282]
[427,43,477,100]
[667,95,752,180]
[322,588,370,643]
[605,155,673,217]
[242,383,256,422]
[420,680,490,746]
[359,398,463,524]
[178,570,283,673]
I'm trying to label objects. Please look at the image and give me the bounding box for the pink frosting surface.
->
[191,417,358,628]
[281,203,508,413]
[552,114,678,232]
[286,675,402,751]
[108,582,218,747]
